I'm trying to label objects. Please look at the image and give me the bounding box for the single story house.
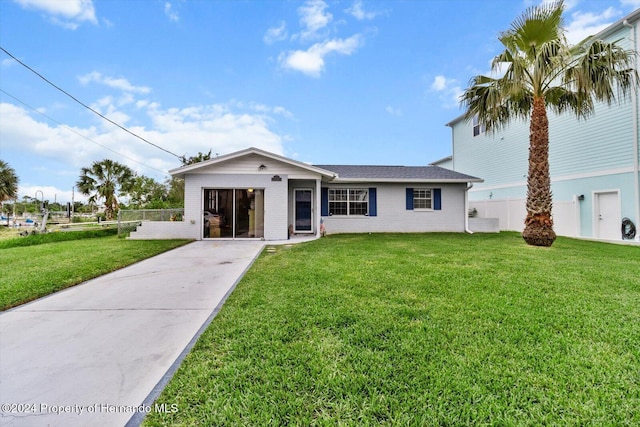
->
[130,147,483,240]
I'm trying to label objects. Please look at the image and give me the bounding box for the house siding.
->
[448,19,640,241]
[166,148,481,241]
[184,173,291,240]
[322,183,466,234]
[197,153,322,178]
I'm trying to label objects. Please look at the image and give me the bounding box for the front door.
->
[294,189,313,233]
[594,191,621,240]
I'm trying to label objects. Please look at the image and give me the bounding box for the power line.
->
[0,45,182,159]
[0,88,170,176]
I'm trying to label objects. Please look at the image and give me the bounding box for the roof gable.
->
[170,147,336,179]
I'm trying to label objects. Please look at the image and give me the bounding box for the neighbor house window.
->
[413,189,433,210]
[473,115,485,137]
[328,188,368,216]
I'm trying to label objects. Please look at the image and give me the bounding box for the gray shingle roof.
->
[314,165,482,182]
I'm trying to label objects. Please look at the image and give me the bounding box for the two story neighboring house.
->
[442,9,640,242]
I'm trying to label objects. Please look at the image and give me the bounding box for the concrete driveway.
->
[0,241,265,427]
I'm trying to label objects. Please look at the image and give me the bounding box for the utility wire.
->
[0,45,182,159]
[0,88,170,176]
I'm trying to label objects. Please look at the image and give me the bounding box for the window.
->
[406,188,441,211]
[473,115,485,137]
[413,189,432,210]
[328,188,368,216]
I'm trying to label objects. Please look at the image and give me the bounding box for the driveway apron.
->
[0,241,264,427]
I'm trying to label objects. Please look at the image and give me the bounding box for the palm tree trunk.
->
[522,96,556,247]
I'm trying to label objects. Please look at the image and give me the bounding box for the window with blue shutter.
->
[406,188,414,210]
[368,188,377,216]
[434,188,442,210]
[408,187,442,210]
[321,187,329,216]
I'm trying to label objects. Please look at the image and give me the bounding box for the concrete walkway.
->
[0,241,265,427]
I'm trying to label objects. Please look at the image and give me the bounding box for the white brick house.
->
[131,147,482,240]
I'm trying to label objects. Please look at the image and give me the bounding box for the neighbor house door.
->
[294,189,313,233]
[594,191,620,240]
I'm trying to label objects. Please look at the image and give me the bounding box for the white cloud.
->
[268,0,371,77]
[13,0,97,28]
[2,58,17,67]
[345,0,382,21]
[526,2,623,44]
[264,21,288,44]
[164,2,179,22]
[385,106,402,116]
[297,0,332,40]
[279,34,363,77]
[229,101,294,119]
[431,75,449,92]
[528,0,578,9]
[18,184,83,204]
[273,106,294,119]
[565,7,620,44]
[78,71,152,94]
[0,98,288,184]
[430,75,463,109]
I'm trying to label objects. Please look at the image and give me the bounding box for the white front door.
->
[294,189,313,233]
[594,191,621,240]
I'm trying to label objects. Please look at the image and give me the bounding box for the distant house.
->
[443,9,640,242]
[130,147,482,240]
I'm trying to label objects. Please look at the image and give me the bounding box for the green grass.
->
[144,233,640,426]
[0,227,119,249]
[0,233,191,310]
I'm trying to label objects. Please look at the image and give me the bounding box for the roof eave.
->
[445,113,466,127]
[330,177,483,183]
[593,8,640,40]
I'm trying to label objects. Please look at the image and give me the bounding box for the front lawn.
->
[145,233,639,426]
[0,231,191,310]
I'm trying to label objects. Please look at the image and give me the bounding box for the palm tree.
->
[461,1,637,246]
[76,159,135,220]
[0,160,19,222]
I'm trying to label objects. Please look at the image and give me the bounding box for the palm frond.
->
[500,0,565,61]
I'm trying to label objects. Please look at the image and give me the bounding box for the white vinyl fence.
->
[469,198,580,237]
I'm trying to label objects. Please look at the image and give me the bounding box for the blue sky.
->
[1,0,639,204]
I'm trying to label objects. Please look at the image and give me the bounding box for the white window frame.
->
[413,188,433,210]
[472,115,485,137]
[328,188,368,216]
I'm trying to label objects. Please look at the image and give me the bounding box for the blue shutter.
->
[368,188,377,216]
[434,188,442,210]
[321,187,329,216]
[406,188,414,210]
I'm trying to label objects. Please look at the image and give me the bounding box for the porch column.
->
[316,178,322,237]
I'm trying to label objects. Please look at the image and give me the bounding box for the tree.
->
[76,159,136,220]
[0,160,19,222]
[165,177,184,208]
[180,149,212,165]
[461,0,637,247]
[128,175,167,208]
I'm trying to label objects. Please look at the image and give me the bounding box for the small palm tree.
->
[77,159,135,220]
[0,160,19,221]
[461,0,638,246]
